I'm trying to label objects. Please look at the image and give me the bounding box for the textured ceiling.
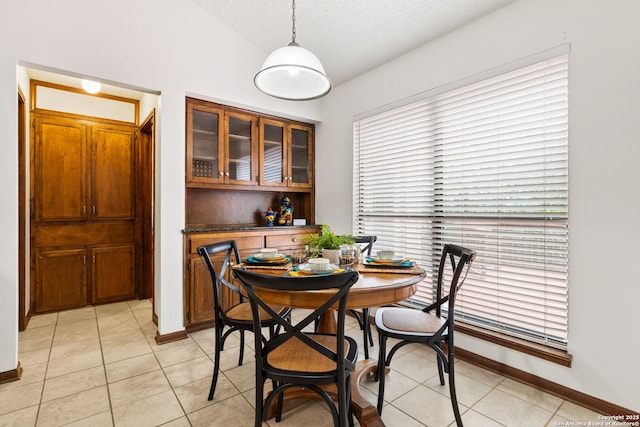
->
[193,0,517,86]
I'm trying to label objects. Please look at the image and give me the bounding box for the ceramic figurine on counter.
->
[277,196,294,226]
[264,209,275,227]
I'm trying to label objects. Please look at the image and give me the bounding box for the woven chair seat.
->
[379,307,445,334]
[267,334,353,373]
[227,302,287,323]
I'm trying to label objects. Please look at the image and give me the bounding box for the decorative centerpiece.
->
[302,224,355,265]
[264,209,276,227]
[277,196,294,226]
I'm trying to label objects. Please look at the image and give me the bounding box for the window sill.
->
[456,322,572,367]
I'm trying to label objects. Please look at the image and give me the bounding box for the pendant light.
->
[254,0,331,101]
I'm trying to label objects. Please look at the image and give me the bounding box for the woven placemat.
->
[238,262,291,270]
[355,262,424,275]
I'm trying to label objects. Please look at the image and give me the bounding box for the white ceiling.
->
[193,0,517,86]
[26,0,517,97]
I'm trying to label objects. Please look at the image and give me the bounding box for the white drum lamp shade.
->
[254,44,332,100]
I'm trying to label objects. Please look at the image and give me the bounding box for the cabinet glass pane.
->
[228,117,252,182]
[291,128,310,184]
[192,110,219,178]
[263,123,284,183]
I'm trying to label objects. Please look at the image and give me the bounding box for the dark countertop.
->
[183,224,320,234]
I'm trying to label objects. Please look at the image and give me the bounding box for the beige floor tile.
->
[0,405,39,427]
[19,324,56,343]
[362,368,420,404]
[163,355,213,388]
[473,388,554,427]
[154,341,207,368]
[385,350,438,384]
[3,361,47,389]
[48,337,101,361]
[104,352,161,383]
[18,347,51,368]
[45,349,103,379]
[455,360,505,387]
[423,370,493,407]
[379,403,426,427]
[18,335,54,353]
[158,416,191,427]
[26,313,58,328]
[555,400,603,422]
[36,385,110,427]
[392,384,468,427]
[112,390,184,427]
[265,400,335,426]
[100,328,152,364]
[459,409,505,426]
[223,361,259,393]
[41,365,106,403]
[56,307,96,325]
[52,321,98,346]
[496,377,564,412]
[188,394,260,427]
[0,380,43,415]
[109,370,172,409]
[173,375,237,413]
[63,410,113,426]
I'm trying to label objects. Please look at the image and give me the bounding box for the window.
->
[353,53,569,348]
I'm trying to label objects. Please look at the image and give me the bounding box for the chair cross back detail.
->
[375,243,475,427]
[233,268,360,427]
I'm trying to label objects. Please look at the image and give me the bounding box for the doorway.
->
[20,71,157,323]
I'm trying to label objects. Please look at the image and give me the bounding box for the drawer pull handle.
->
[292,238,297,242]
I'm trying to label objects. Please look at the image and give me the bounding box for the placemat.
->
[238,262,292,270]
[356,262,424,275]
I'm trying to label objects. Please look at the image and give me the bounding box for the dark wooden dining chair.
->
[350,235,377,359]
[233,268,360,427]
[375,243,475,427]
[197,241,291,401]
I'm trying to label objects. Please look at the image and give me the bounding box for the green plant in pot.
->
[303,224,355,263]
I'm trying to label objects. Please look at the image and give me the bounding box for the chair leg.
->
[436,353,445,385]
[376,332,387,414]
[238,329,245,366]
[448,357,464,427]
[208,325,223,401]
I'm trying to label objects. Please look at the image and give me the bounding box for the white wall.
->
[317,0,640,412]
[0,0,322,375]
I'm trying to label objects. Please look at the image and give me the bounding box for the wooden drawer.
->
[265,232,307,250]
[189,235,262,254]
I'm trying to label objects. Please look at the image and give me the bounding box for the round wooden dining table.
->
[244,264,426,427]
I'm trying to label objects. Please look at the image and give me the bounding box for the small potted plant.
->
[303,224,355,264]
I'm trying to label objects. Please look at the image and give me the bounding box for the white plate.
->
[253,252,285,261]
[296,263,339,275]
[368,257,410,265]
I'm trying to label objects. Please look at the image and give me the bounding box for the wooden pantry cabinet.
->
[32,113,137,312]
[183,226,319,330]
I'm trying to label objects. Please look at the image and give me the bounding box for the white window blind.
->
[353,54,569,348]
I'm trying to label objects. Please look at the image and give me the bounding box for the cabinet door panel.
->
[189,257,215,325]
[289,124,313,188]
[225,112,258,185]
[92,126,135,220]
[91,245,135,304]
[260,119,285,186]
[35,118,87,221]
[36,248,87,312]
[187,101,225,184]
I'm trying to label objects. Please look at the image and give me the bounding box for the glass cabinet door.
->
[289,124,313,187]
[226,112,257,184]
[187,102,224,184]
[260,119,285,186]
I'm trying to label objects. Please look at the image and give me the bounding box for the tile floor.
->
[0,299,602,426]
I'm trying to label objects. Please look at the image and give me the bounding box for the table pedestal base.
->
[265,358,384,427]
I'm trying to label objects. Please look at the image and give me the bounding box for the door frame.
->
[18,88,27,331]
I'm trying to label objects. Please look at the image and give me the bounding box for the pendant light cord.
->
[290,0,298,46]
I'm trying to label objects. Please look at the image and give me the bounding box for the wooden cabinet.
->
[259,119,313,189]
[186,99,259,187]
[32,113,138,313]
[183,226,319,330]
[36,248,88,312]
